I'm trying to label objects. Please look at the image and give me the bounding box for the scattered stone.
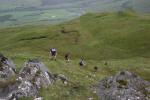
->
[54,74,69,85]
[96,71,150,100]
[93,90,97,94]
[34,97,43,100]
[88,97,94,100]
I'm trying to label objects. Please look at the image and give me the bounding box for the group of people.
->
[50,48,86,66]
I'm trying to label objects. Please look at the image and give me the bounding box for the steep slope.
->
[0,12,150,60]
[0,12,150,100]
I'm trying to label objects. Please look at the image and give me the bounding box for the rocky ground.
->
[0,54,68,100]
[0,54,150,100]
[96,71,150,100]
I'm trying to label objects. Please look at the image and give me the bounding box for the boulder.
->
[0,58,55,99]
[96,71,150,100]
[14,59,55,98]
[0,54,16,81]
[19,59,55,88]
[0,54,17,99]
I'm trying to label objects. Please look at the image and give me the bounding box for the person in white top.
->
[50,48,57,60]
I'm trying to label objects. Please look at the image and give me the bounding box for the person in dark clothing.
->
[94,66,98,72]
[65,53,71,62]
[79,58,86,67]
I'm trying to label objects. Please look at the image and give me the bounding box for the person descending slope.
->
[50,48,57,60]
[65,52,71,62]
[79,58,86,67]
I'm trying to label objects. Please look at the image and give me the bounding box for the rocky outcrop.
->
[13,59,55,98]
[0,57,56,100]
[0,54,17,99]
[97,71,150,100]
[19,59,55,89]
[0,54,16,81]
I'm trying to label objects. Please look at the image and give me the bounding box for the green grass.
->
[0,11,150,100]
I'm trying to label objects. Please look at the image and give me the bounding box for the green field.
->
[0,11,150,100]
[0,0,149,28]
[0,8,79,28]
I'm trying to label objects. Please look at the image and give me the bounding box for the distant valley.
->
[0,0,149,28]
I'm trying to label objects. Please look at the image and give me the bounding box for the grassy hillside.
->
[0,12,150,100]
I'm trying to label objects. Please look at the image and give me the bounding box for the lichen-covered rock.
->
[19,59,55,88]
[0,54,16,81]
[15,59,55,98]
[0,54,17,99]
[0,58,56,99]
[97,71,150,100]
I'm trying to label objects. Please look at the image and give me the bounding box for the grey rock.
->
[96,71,150,100]
[0,54,16,80]
[19,59,55,88]
[15,59,55,98]
[0,58,56,99]
[34,97,43,100]
[0,54,17,100]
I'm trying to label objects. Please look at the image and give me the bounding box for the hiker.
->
[65,53,71,62]
[50,48,57,60]
[94,66,98,72]
[79,58,86,67]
